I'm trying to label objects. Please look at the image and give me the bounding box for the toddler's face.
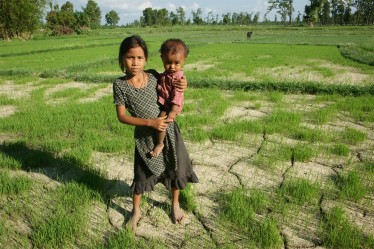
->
[124,46,147,76]
[161,52,185,74]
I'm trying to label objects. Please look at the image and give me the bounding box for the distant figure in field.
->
[247,31,253,39]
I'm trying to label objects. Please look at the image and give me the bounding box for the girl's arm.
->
[116,105,172,131]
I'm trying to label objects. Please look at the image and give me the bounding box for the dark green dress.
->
[113,70,198,194]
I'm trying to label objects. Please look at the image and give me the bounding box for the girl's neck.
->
[127,72,147,88]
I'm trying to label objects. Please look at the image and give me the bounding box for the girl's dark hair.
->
[160,38,189,58]
[118,35,148,72]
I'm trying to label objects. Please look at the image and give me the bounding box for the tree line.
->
[0,0,373,39]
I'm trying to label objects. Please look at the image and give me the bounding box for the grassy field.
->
[1,25,374,248]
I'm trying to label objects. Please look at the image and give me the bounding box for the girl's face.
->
[124,46,147,76]
[161,52,185,74]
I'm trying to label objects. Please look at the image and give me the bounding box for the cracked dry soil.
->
[1,81,374,248]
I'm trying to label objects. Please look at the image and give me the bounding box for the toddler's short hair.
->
[160,39,189,58]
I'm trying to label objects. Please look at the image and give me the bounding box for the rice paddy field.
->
[0,25,374,248]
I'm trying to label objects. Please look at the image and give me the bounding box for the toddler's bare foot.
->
[150,144,164,157]
[172,205,184,224]
[126,211,141,234]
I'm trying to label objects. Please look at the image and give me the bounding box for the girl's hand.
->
[149,116,173,131]
[174,76,187,92]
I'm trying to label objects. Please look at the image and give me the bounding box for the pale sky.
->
[52,0,309,25]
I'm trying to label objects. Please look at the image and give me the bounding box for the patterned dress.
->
[113,70,198,194]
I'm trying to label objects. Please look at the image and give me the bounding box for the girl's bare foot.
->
[126,210,141,233]
[150,143,164,157]
[172,205,184,224]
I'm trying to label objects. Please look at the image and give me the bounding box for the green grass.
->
[319,206,374,249]
[218,188,283,248]
[278,179,320,205]
[0,26,373,248]
[0,171,32,195]
[98,228,137,249]
[31,182,100,248]
[1,26,373,95]
[180,183,197,212]
[334,171,367,202]
[330,143,350,156]
[340,127,367,145]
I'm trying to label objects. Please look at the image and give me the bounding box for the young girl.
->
[113,35,198,233]
[150,39,189,157]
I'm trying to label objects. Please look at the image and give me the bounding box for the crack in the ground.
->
[192,210,219,248]
[227,157,245,187]
[331,162,344,175]
[356,151,364,162]
[227,132,268,188]
[279,147,295,249]
[279,150,295,189]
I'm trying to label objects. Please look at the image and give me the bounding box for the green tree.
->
[268,0,294,25]
[105,10,120,27]
[303,0,323,26]
[253,12,260,24]
[82,0,101,29]
[46,1,77,35]
[60,1,76,29]
[354,0,374,25]
[0,0,46,39]
[156,8,169,25]
[176,7,186,25]
[343,1,353,25]
[75,11,89,29]
[320,0,331,25]
[142,7,157,26]
[192,8,203,25]
[222,13,231,24]
[169,11,178,25]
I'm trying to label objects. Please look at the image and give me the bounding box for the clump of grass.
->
[98,228,137,249]
[180,183,197,212]
[0,171,32,195]
[361,161,374,174]
[334,171,366,202]
[251,218,283,249]
[330,143,350,156]
[309,104,338,124]
[31,182,100,248]
[340,127,367,145]
[218,188,283,248]
[264,110,302,134]
[267,91,283,103]
[278,179,320,205]
[219,187,255,227]
[0,94,16,105]
[319,206,373,249]
[0,151,22,170]
[293,144,313,162]
[292,127,328,143]
[210,120,262,141]
[337,95,374,122]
